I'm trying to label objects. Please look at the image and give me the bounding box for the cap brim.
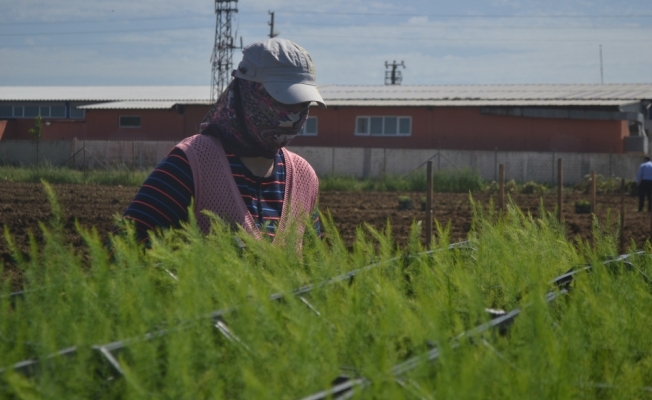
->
[262,81,326,108]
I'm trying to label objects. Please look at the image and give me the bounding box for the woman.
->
[117,38,325,245]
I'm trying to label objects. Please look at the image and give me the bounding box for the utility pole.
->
[268,11,279,38]
[599,44,604,84]
[385,60,405,85]
[210,0,241,102]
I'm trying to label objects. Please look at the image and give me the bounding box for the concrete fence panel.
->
[0,140,73,166]
[0,140,645,184]
[70,140,177,169]
[288,146,643,184]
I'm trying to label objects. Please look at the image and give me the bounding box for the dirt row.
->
[2,181,651,274]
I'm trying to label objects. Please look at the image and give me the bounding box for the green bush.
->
[0,164,149,186]
[521,181,548,195]
[573,174,633,195]
[1,185,651,398]
[575,199,591,214]
[320,168,485,193]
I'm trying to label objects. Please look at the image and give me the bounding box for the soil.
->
[2,181,651,287]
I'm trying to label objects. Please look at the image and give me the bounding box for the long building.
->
[1,84,651,153]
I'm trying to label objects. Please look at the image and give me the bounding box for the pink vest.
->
[176,134,319,242]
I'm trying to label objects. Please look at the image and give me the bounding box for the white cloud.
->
[408,16,429,25]
[0,0,650,85]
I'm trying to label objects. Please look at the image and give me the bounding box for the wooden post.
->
[71,138,76,168]
[426,161,433,247]
[650,197,652,242]
[620,178,626,253]
[557,158,563,223]
[498,163,505,212]
[590,171,597,214]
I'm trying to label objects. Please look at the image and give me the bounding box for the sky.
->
[0,0,651,87]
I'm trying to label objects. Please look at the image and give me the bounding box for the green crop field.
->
[1,183,652,399]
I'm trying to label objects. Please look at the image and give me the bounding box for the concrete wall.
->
[287,146,643,184]
[70,140,178,168]
[0,140,73,166]
[0,139,643,183]
[0,139,178,168]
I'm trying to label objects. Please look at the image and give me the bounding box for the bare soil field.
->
[1,182,651,282]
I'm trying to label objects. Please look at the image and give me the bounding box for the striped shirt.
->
[116,146,320,242]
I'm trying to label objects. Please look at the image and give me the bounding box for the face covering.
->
[200,78,309,158]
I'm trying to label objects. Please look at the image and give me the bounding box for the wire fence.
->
[0,140,644,184]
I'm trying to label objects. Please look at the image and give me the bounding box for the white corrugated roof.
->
[78,100,210,110]
[0,86,210,102]
[319,83,652,102]
[79,101,178,110]
[1,84,651,107]
[324,99,632,107]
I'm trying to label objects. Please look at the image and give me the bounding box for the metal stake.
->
[499,163,505,212]
[557,159,563,223]
[425,161,433,246]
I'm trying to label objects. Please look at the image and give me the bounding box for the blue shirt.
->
[636,161,652,183]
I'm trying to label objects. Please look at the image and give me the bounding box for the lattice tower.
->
[210,0,239,102]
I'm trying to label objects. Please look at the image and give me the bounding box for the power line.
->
[0,15,212,26]
[278,22,651,29]
[281,33,650,43]
[0,25,213,37]
[273,10,652,18]
[2,21,649,38]
[0,38,212,50]
[1,34,648,50]
[1,11,650,27]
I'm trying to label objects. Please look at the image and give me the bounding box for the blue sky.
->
[1,0,650,86]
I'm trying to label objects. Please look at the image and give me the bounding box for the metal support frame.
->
[298,252,650,400]
[2,242,471,377]
[384,60,405,85]
[210,0,239,103]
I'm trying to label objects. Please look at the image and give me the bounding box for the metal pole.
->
[71,138,75,168]
[590,171,597,214]
[499,163,505,212]
[649,198,652,241]
[557,158,563,224]
[426,161,433,246]
[437,147,441,171]
[620,178,625,253]
[648,203,652,244]
[599,44,604,84]
[494,148,498,181]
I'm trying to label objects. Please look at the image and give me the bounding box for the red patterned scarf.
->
[200,79,309,158]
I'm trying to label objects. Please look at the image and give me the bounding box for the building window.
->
[356,117,369,135]
[51,105,66,118]
[355,116,411,136]
[119,115,141,128]
[0,105,11,118]
[70,106,85,119]
[25,106,39,118]
[299,116,318,136]
[0,104,75,119]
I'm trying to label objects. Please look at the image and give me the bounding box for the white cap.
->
[233,38,326,108]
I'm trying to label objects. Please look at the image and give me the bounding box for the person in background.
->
[114,38,325,245]
[636,155,652,212]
